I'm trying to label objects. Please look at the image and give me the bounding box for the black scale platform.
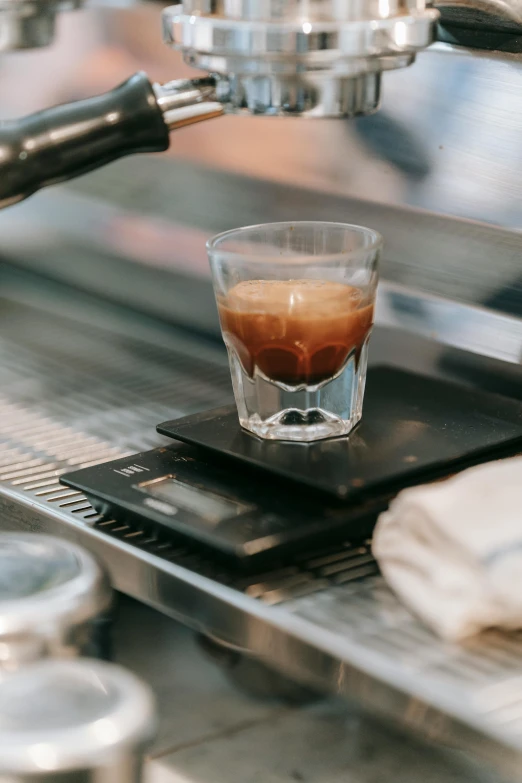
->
[62,367,522,569]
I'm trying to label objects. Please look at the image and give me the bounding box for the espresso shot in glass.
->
[208,222,381,442]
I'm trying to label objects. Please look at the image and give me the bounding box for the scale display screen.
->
[138,476,253,524]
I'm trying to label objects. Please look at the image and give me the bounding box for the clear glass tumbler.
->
[208,221,381,442]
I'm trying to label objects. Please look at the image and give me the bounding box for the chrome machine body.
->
[161,0,437,117]
[2,0,522,780]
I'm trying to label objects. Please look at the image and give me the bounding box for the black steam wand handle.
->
[0,72,171,209]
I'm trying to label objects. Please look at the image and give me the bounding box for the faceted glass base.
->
[227,341,369,442]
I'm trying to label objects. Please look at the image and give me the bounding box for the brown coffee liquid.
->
[218,279,374,386]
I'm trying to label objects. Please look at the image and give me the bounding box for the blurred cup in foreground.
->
[0,658,156,782]
[0,533,112,671]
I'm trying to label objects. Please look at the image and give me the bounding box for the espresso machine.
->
[2,1,522,780]
[0,0,439,207]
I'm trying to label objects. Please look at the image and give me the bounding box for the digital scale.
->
[62,367,522,570]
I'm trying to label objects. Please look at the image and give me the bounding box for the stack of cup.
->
[0,533,157,782]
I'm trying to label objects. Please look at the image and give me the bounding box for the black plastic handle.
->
[0,71,170,208]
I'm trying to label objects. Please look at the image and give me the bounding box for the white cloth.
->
[372,456,522,641]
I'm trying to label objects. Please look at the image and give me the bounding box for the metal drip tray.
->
[3,269,522,781]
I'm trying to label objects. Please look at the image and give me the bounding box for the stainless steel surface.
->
[1,14,521,327]
[0,0,81,52]
[153,77,224,129]
[0,658,156,780]
[0,533,111,667]
[52,42,522,237]
[2,272,522,780]
[162,1,438,117]
[0,2,57,51]
[197,632,321,704]
[116,598,515,783]
[3,185,522,367]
